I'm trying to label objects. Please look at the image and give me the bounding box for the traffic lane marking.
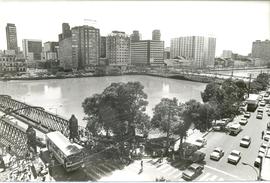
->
[204,164,244,180]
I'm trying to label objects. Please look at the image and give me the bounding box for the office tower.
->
[170,36,216,68]
[252,40,270,62]
[71,25,100,70]
[152,29,161,41]
[100,36,106,58]
[222,50,233,58]
[22,39,42,61]
[6,23,18,53]
[130,30,141,42]
[106,31,130,66]
[131,40,164,66]
[44,42,59,61]
[59,23,72,41]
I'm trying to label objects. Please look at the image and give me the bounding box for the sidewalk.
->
[99,129,212,181]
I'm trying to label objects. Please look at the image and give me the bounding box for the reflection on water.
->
[0,76,207,126]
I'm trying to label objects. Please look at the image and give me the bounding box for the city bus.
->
[246,94,259,112]
[260,141,270,181]
[46,131,84,172]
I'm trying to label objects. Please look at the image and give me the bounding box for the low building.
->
[164,57,191,68]
[0,54,26,75]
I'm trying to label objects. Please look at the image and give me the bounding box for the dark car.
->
[182,163,204,180]
[267,122,270,130]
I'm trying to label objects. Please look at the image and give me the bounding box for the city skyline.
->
[0,1,269,56]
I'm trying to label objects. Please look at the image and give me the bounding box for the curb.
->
[202,128,213,138]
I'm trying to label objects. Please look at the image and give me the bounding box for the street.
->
[197,105,269,181]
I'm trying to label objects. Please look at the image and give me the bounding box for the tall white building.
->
[22,39,42,61]
[106,31,130,66]
[222,50,233,58]
[170,36,216,68]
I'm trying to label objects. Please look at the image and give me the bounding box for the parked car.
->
[254,156,262,168]
[260,101,266,106]
[256,113,263,119]
[239,118,248,125]
[240,136,251,148]
[226,123,241,135]
[182,163,204,180]
[267,122,270,130]
[259,142,268,154]
[227,150,241,164]
[194,138,207,148]
[243,112,251,118]
[210,147,224,161]
[212,119,229,131]
[263,130,270,141]
[265,93,269,97]
[257,107,264,113]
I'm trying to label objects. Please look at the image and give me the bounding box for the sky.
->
[0,1,269,56]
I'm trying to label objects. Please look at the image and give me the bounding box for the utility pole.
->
[248,73,252,97]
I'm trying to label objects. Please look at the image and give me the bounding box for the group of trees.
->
[250,73,270,93]
[81,73,269,159]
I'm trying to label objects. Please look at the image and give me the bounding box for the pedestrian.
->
[140,160,143,171]
[262,131,265,139]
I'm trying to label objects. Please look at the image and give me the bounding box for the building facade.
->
[59,23,72,41]
[59,37,73,70]
[71,25,100,70]
[100,36,106,58]
[106,31,130,66]
[22,39,42,61]
[170,36,216,68]
[6,23,18,53]
[44,42,59,61]
[130,30,141,42]
[131,40,164,66]
[0,54,26,74]
[152,30,161,41]
[222,50,233,58]
[252,40,270,63]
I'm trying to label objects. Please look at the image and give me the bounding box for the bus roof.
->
[46,131,82,157]
[247,94,259,101]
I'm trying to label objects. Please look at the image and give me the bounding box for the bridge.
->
[0,95,74,157]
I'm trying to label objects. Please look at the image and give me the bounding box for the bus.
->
[260,141,270,181]
[46,131,84,172]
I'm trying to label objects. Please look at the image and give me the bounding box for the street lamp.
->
[242,162,260,181]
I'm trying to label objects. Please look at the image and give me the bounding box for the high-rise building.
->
[6,23,18,53]
[106,31,130,66]
[170,36,216,68]
[164,47,170,59]
[222,50,233,58]
[131,40,164,66]
[71,25,100,70]
[252,40,270,62]
[22,39,42,61]
[130,30,141,42]
[59,23,72,41]
[59,37,73,70]
[44,42,59,61]
[152,30,161,41]
[100,36,106,58]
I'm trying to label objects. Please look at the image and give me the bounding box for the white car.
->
[239,118,248,125]
[227,150,241,164]
[257,107,264,113]
[259,142,268,154]
[243,112,251,118]
[254,156,262,168]
[260,101,266,106]
[240,136,251,148]
[227,123,241,135]
[263,131,270,141]
[210,147,224,161]
[194,138,207,148]
[256,113,263,119]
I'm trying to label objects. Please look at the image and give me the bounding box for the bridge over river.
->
[0,95,75,157]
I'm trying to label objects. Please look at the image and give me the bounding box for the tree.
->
[250,73,270,92]
[69,114,79,141]
[151,98,182,153]
[82,82,150,153]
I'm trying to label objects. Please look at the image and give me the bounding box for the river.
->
[0,75,207,126]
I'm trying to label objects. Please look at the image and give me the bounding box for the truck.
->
[246,94,259,112]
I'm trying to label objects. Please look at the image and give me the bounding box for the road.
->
[197,103,269,181]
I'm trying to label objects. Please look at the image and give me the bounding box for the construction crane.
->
[83,19,97,27]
